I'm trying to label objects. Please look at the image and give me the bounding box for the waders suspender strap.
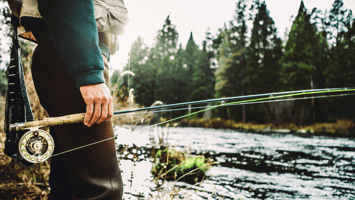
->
[4,16,35,166]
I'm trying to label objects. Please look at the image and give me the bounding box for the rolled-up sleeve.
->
[37,0,105,87]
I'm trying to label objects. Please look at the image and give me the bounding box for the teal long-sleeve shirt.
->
[37,0,105,87]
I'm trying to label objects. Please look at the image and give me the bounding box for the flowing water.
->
[114,126,355,200]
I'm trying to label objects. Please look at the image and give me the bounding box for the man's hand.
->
[80,83,113,127]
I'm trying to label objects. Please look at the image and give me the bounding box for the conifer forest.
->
[111,0,355,125]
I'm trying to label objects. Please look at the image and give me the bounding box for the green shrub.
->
[151,147,211,183]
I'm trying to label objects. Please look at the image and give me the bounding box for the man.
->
[8,0,127,199]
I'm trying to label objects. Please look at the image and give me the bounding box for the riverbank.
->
[179,118,355,138]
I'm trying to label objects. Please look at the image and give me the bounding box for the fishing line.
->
[138,88,355,130]
[112,88,353,115]
[49,89,355,159]
[116,92,355,115]
[17,87,354,160]
[51,136,116,157]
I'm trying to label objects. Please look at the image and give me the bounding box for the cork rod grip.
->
[10,113,86,131]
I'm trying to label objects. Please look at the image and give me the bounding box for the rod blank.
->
[9,87,354,131]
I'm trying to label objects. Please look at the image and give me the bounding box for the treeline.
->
[113,0,355,125]
[0,1,353,125]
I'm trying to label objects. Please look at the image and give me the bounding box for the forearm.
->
[37,0,105,87]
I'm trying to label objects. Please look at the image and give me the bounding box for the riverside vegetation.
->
[151,147,213,183]
[180,118,355,138]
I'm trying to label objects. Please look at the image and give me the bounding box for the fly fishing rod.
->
[10,87,354,132]
[8,87,355,164]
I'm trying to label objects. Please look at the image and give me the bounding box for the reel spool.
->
[18,129,54,164]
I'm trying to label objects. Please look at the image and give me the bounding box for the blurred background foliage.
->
[0,0,354,125]
[0,0,353,127]
[111,0,355,124]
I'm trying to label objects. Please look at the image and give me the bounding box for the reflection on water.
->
[115,126,355,199]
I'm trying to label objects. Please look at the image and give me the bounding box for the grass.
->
[151,147,213,183]
[180,118,355,137]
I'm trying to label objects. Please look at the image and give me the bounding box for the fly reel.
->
[18,129,54,164]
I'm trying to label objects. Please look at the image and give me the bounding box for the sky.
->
[1,0,355,71]
[110,0,355,72]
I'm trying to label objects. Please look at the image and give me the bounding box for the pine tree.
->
[213,1,252,121]
[229,0,248,122]
[171,44,189,103]
[121,36,153,106]
[312,9,331,122]
[185,32,199,101]
[192,37,214,102]
[326,0,353,88]
[246,1,282,122]
[337,18,355,117]
[214,26,231,119]
[281,0,329,124]
[281,1,321,90]
[153,15,180,114]
[328,0,349,46]
[326,5,355,118]
[247,1,281,93]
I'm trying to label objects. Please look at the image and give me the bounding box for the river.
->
[114,126,355,200]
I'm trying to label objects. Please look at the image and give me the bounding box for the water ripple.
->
[115,126,355,199]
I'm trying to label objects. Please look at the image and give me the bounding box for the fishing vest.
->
[9,0,129,53]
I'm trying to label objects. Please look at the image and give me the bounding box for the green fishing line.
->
[51,88,355,157]
[145,88,355,128]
